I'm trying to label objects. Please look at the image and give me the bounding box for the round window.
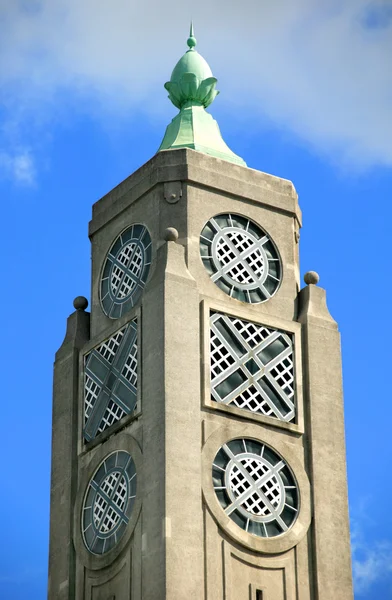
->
[200,214,281,303]
[82,450,137,555]
[212,439,298,538]
[100,224,152,318]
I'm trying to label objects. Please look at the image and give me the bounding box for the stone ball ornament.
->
[164,227,179,242]
[304,271,320,285]
[73,296,88,311]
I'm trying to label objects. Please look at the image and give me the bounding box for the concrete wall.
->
[48,148,353,599]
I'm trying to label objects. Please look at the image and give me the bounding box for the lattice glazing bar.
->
[210,311,295,422]
[82,450,137,555]
[212,438,298,538]
[83,318,138,442]
[100,224,152,319]
[200,214,281,304]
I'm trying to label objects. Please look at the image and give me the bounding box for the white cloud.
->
[0,150,36,185]
[351,516,392,596]
[0,0,391,170]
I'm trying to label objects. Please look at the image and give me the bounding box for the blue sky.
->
[1,1,391,598]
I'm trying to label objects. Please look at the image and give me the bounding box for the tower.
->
[48,27,353,600]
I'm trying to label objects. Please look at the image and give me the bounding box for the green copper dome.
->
[170,47,213,84]
[158,25,246,167]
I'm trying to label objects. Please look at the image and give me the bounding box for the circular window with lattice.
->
[82,451,137,555]
[212,438,298,538]
[100,224,152,319]
[200,214,281,303]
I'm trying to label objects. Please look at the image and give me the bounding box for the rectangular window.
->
[210,311,295,422]
[83,318,138,442]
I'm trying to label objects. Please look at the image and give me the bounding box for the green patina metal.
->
[158,24,246,167]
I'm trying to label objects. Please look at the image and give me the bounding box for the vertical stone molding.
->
[298,284,353,600]
[142,238,203,600]
[48,307,90,600]
[163,241,203,599]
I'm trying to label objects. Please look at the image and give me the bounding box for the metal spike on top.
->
[187,21,197,50]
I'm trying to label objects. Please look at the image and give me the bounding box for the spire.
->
[187,21,197,50]
[158,26,246,167]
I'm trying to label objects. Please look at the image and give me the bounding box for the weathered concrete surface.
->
[298,284,354,600]
[48,308,90,599]
[48,148,353,599]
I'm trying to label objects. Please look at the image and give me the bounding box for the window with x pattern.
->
[210,312,295,422]
[212,439,298,538]
[84,319,138,442]
[82,451,137,555]
[100,224,152,319]
[200,214,281,303]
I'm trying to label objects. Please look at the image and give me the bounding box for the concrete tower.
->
[48,27,353,600]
